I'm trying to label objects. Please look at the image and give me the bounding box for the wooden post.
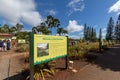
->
[30,32,34,80]
[65,36,68,69]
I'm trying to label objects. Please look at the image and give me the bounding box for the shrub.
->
[68,42,99,60]
[26,62,55,80]
[15,44,29,52]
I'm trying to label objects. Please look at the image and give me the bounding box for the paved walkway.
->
[67,44,120,80]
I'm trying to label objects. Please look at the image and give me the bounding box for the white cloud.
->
[67,0,85,16]
[69,35,80,39]
[108,0,120,15]
[0,0,43,26]
[46,9,57,16]
[66,20,84,33]
[102,28,106,32]
[102,28,107,38]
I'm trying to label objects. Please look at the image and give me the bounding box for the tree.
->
[106,17,114,41]
[16,23,23,32]
[91,28,97,41]
[115,14,120,41]
[83,24,97,41]
[84,24,87,40]
[46,15,60,34]
[9,26,17,34]
[57,27,68,36]
[32,23,51,35]
[32,27,37,34]
[99,28,102,52]
[57,27,63,36]
[1,24,10,33]
[37,22,51,35]
[46,15,54,30]
[62,29,68,36]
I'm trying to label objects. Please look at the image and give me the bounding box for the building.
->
[0,33,13,40]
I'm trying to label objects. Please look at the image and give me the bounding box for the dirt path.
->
[1,44,120,80]
[0,50,26,80]
[66,44,120,80]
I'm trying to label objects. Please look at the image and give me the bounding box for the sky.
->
[0,0,120,39]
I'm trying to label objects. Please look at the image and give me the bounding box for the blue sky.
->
[0,0,120,39]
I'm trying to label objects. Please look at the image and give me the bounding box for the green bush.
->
[68,42,99,60]
[26,62,55,80]
[15,44,29,52]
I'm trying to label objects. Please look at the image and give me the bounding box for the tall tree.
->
[37,22,51,35]
[99,28,102,52]
[115,14,120,41]
[106,17,114,41]
[84,24,87,40]
[46,15,60,34]
[46,15,54,30]
[83,24,97,41]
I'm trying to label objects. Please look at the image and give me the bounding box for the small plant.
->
[26,62,55,80]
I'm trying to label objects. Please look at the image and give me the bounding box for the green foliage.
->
[68,42,99,60]
[26,62,55,80]
[15,44,29,52]
[32,15,61,35]
[83,24,97,42]
[114,14,120,41]
[57,27,68,36]
[32,22,51,35]
[106,17,114,41]
[46,15,60,34]
[16,31,30,43]
[0,23,23,34]
[16,23,23,32]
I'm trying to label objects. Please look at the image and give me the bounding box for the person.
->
[0,40,3,51]
[3,40,7,51]
[7,40,11,50]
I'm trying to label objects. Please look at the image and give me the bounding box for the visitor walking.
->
[7,40,11,50]
[3,40,7,51]
[0,40,3,51]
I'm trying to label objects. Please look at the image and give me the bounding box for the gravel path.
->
[0,50,25,80]
[66,44,120,80]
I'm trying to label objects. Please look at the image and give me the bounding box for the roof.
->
[0,33,13,37]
